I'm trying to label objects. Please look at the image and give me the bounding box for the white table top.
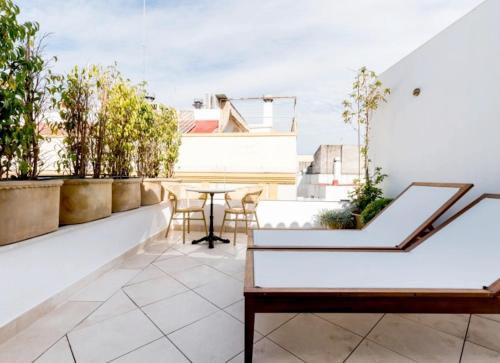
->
[186,187,235,194]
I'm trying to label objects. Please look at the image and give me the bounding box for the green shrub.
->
[316,208,355,230]
[349,167,387,212]
[360,198,393,224]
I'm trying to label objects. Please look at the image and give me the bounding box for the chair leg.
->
[165,213,173,238]
[202,210,208,235]
[187,213,191,233]
[219,211,227,237]
[182,212,186,244]
[255,213,260,229]
[244,214,249,235]
[234,217,238,245]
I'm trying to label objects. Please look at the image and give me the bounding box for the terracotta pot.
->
[60,179,113,225]
[0,180,63,245]
[112,178,141,212]
[141,178,162,205]
[158,177,182,201]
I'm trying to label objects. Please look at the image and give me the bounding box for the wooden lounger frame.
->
[243,194,500,362]
[248,182,473,251]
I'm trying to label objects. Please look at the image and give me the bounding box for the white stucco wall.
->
[176,133,297,173]
[370,0,500,216]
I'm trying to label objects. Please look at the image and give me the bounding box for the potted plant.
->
[53,65,112,224]
[135,101,180,205]
[349,167,387,229]
[104,76,142,211]
[0,2,63,245]
[360,197,393,225]
[316,207,355,230]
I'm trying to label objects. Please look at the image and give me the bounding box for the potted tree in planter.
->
[104,77,142,212]
[0,2,63,245]
[135,101,181,205]
[53,65,112,224]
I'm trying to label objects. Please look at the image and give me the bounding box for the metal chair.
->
[165,185,208,244]
[219,188,262,244]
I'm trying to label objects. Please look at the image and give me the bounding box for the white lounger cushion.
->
[253,198,500,290]
[253,185,461,247]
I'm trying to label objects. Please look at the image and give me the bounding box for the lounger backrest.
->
[363,184,468,247]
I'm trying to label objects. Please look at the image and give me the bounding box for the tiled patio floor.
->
[1,231,500,362]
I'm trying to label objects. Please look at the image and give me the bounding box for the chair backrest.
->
[242,189,263,212]
[164,184,207,211]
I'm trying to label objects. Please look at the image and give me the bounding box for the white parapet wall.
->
[370,0,500,217]
[0,203,171,340]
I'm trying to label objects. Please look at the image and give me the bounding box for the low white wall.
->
[176,133,297,173]
[182,198,341,230]
[0,203,171,330]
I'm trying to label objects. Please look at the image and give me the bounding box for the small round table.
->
[186,187,235,249]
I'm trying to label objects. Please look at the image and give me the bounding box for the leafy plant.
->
[0,0,41,179]
[360,197,393,224]
[136,101,180,178]
[104,78,140,177]
[52,65,97,177]
[349,167,387,213]
[316,207,355,230]
[342,66,390,180]
[17,34,56,179]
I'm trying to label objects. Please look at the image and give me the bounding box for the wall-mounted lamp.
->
[412,88,421,96]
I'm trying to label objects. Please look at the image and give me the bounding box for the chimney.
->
[262,95,273,130]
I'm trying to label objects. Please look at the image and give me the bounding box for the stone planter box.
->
[112,178,141,212]
[0,180,63,245]
[141,178,162,206]
[60,179,113,225]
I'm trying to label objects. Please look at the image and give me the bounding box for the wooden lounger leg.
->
[245,297,255,363]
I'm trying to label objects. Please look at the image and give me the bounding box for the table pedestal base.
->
[192,234,230,249]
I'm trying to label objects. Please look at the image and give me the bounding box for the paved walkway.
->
[1,232,499,362]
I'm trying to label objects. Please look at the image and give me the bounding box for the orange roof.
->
[190,120,218,133]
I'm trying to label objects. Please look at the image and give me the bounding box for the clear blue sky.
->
[18,0,483,154]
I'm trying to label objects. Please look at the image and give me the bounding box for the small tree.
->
[105,78,140,177]
[342,66,390,180]
[135,101,180,178]
[53,65,97,177]
[0,0,40,179]
[18,34,56,179]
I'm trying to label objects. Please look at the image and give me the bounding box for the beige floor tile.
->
[461,341,500,363]
[74,290,137,330]
[316,313,382,336]
[110,337,189,362]
[368,314,463,362]
[398,314,469,338]
[477,314,500,323]
[0,301,99,363]
[467,315,500,353]
[155,247,184,262]
[34,337,74,363]
[225,300,296,335]
[68,309,162,363]
[153,255,202,274]
[194,275,243,308]
[168,310,260,363]
[142,290,218,334]
[122,275,187,306]
[141,238,171,254]
[119,252,159,269]
[70,269,139,301]
[125,264,168,286]
[229,338,303,363]
[170,264,228,288]
[268,313,361,363]
[345,339,415,363]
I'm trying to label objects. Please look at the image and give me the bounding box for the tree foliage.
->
[349,166,387,213]
[0,0,43,179]
[342,66,390,180]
